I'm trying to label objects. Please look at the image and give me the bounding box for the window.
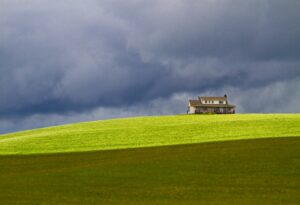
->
[219,101,223,104]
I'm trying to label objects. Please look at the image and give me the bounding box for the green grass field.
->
[1,114,300,155]
[0,138,299,205]
[0,114,299,204]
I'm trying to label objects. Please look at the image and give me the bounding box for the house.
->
[187,95,235,114]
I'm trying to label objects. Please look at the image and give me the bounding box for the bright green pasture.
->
[0,114,300,155]
[0,138,299,205]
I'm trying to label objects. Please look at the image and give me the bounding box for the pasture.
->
[0,114,299,204]
[0,137,299,204]
[0,114,300,155]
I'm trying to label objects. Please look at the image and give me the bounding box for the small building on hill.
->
[187,95,235,114]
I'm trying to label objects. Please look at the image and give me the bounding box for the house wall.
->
[195,107,235,114]
[188,106,196,114]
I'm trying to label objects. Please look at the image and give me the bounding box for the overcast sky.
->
[1,0,300,134]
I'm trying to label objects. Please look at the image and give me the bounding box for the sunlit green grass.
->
[0,114,300,155]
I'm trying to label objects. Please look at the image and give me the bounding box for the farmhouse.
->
[187,95,235,114]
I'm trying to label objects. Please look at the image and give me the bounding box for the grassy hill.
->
[0,114,300,155]
[0,137,299,205]
[0,114,299,204]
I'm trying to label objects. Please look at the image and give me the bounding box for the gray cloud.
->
[0,0,299,133]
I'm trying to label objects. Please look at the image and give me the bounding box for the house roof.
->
[189,99,235,108]
[189,95,235,108]
[189,100,202,106]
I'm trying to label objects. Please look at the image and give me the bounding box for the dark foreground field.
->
[0,137,299,205]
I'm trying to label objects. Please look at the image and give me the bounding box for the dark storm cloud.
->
[0,0,300,133]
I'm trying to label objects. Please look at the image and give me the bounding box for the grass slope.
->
[0,137,299,205]
[1,114,300,154]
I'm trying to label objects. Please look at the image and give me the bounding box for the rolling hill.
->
[0,114,300,155]
[0,114,299,204]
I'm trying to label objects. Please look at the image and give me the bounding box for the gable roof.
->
[189,100,202,106]
[189,95,235,108]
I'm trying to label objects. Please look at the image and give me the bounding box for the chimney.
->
[224,94,227,98]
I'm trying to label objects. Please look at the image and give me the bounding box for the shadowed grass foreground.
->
[0,137,299,205]
[1,114,300,154]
